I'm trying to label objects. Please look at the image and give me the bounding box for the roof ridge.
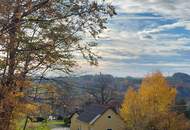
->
[77,104,110,124]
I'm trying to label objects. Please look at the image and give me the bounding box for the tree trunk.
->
[23,116,29,130]
[0,97,14,130]
[0,1,21,129]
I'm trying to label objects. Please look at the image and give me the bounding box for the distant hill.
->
[167,73,190,100]
[168,72,190,84]
[39,72,190,101]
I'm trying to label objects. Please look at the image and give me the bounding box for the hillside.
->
[40,73,190,101]
[168,73,190,100]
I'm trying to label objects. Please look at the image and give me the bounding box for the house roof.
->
[77,104,109,124]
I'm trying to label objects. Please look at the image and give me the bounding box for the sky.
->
[75,0,190,77]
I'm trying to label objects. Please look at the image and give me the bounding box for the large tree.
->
[85,73,119,104]
[0,0,116,129]
[120,72,190,130]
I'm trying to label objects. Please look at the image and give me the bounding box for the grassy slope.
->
[17,120,65,130]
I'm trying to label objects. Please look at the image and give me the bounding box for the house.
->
[70,104,126,130]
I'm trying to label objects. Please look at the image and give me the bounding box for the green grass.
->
[48,120,65,126]
[17,120,65,130]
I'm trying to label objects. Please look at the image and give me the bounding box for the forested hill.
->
[167,73,190,100]
[40,72,190,101]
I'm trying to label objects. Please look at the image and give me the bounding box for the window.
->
[108,116,111,119]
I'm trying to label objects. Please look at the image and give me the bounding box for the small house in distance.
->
[70,104,126,130]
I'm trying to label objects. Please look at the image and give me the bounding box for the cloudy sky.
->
[77,0,190,77]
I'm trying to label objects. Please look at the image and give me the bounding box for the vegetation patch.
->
[17,120,65,130]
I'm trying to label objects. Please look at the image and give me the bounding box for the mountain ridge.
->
[40,72,190,101]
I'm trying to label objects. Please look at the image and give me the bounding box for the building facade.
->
[70,104,126,130]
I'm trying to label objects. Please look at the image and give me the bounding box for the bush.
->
[64,118,71,126]
[31,117,45,122]
[57,116,63,120]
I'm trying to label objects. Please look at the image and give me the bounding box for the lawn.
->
[17,120,65,130]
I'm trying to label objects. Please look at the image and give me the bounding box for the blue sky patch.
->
[81,0,190,77]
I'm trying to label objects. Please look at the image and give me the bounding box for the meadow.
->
[17,120,65,130]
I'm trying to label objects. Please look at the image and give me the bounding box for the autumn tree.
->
[120,87,142,130]
[85,73,119,104]
[0,0,116,129]
[120,72,190,130]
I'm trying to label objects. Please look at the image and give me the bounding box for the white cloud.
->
[139,21,190,35]
[117,0,190,20]
[129,62,190,67]
[97,28,190,58]
[72,0,190,76]
[75,59,190,77]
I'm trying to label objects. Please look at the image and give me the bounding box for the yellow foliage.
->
[15,80,32,89]
[120,87,143,129]
[139,72,176,115]
[120,72,189,130]
[0,80,55,130]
